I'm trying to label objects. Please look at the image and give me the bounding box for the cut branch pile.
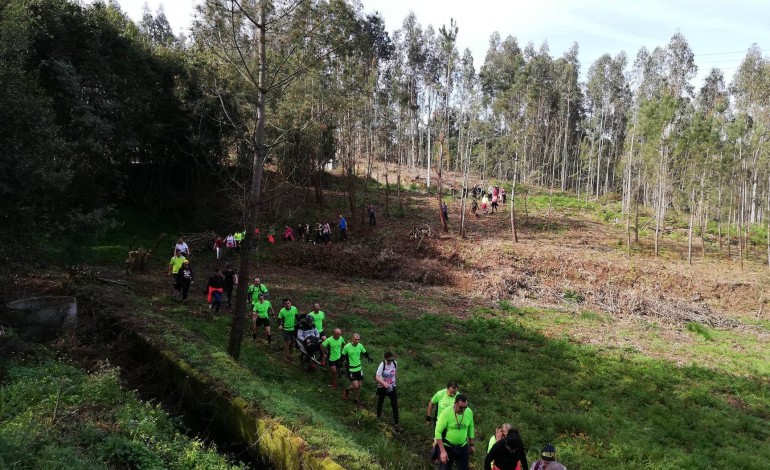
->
[593,286,740,328]
[181,231,217,254]
[279,242,448,285]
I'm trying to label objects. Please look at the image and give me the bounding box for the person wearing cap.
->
[484,427,527,470]
[529,444,566,470]
[251,293,274,343]
[434,393,475,470]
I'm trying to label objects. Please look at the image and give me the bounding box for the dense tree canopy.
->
[3,0,770,265]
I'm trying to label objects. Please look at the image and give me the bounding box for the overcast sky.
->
[117,0,770,87]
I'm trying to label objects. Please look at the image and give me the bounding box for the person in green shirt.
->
[277,298,299,360]
[434,394,475,470]
[322,328,345,389]
[252,294,274,344]
[308,303,326,339]
[247,277,269,303]
[427,381,460,425]
[168,250,187,297]
[341,333,372,404]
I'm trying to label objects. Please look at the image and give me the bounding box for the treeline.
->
[0,0,224,243]
[3,0,770,262]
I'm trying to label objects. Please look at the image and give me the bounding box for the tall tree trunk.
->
[510,172,518,242]
[688,188,695,266]
[438,134,447,232]
[228,4,267,361]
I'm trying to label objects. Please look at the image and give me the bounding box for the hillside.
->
[2,166,769,469]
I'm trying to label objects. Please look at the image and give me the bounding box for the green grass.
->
[140,291,770,470]
[686,322,714,341]
[0,342,244,470]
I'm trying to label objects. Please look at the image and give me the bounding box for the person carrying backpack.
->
[375,351,399,429]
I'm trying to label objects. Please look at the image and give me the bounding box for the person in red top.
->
[213,236,224,260]
[283,225,295,242]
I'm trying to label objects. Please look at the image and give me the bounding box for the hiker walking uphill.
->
[278,298,299,360]
[484,427,528,470]
[435,394,476,470]
[248,277,269,302]
[529,445,567,470]
[427,381,460,425]
[375,351,399,429]
[307,303,326,340]
[322,328,345,389]
[341,333,372,405]
[251,293,274,344]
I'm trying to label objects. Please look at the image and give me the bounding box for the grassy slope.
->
[137,268,769,470]
[91,179,770,469]
[0,340,245,470]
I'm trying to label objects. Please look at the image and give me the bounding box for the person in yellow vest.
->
[434,394,475,470]
[168,249,187,297]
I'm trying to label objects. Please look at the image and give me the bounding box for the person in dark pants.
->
[206,269,225,313]
[435,394,475,470]
[441,202,449,225]
[375,351,399,430]
[368,205,377,226]
[175,261,194,300]
[222,265,237,308]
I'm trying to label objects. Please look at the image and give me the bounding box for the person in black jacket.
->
[222,265,237,308]
[483,428,528,470]
[206,269,225,313]
[175,261,194,301]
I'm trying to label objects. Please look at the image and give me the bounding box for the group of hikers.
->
[244,279,567,470]
[165,216,570,470]
[470,185,507,217]
[207,212,364,254]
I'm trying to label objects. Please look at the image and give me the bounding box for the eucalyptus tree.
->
[194,0,363,359]
[730,45,770,265]
[585,52,629,197]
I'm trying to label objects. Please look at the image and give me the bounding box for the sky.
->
[117,0,770,87]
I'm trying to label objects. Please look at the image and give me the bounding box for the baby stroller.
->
[295,332,325,372]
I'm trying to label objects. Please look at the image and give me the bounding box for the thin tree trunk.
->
[688,188,695,266]
[228,4,267,361]
[510,172,518,242]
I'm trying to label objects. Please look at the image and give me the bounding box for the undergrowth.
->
[0,339,244,470]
